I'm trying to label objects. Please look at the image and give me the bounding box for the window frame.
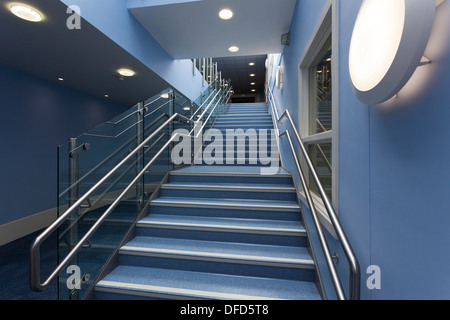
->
[297,0,339,238]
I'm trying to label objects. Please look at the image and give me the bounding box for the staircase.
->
[94,103,321,300]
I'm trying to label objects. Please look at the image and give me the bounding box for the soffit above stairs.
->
[128,0,297,59]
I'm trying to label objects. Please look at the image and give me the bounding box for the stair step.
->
[117,236,315,281]
[170,166,292,185]
[148,196,300,220]
[95,265,321,300]
[136,214,306,246]
[150,197,299,212]
[160,181,293,200]
[161,182,295,192]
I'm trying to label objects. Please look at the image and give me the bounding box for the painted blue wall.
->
[0,63,129,226]
[268,0,450,299]
[60,0,207,102]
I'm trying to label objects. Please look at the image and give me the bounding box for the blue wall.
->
[0,63,129,226]
[268,0,450,299]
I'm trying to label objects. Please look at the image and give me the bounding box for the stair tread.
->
[172,165,290,176]
[161,182,295,192]
[138,214,306,235]
[151,196,300,211]
[120,236,314,266]
[96,265,321,300]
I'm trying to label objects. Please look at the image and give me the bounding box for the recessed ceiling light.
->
[219,9,233,20]
[117,68,135,77]
[104,94,109,98]
[250,82,256,85]
[249,62,255,66]
[10,4,43,22]
[228,46,239,53]
[58,77,64,81]
[249,74,255,77]
[251,89,256,92]
[183,107,191,111]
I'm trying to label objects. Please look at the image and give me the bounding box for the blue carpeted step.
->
[148,197,301,221]
[117,236,315,281]
[94,265,321,300]
[160,182,295,201]
[169,166,293,185]
[136,214,307,246]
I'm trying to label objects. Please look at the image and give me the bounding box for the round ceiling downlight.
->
[348,0,436,105]
[219,9,233,20]
[117,68,136,77]
[10,4,43,22]
[228,46,239,53]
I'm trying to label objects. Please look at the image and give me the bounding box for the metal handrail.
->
[30,113,194,292]
[30,88,230,293]
[266,85,360,300]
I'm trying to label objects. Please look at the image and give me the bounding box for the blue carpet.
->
[0,230,57,300]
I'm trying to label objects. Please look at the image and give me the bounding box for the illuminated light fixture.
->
[249,62,255,66]
[58,77,64,81]
[228,46,239,53]
[249,74,255,77]
[117,68,135,77]
[183,107,191,111]
[251,89,256,92]
[219,9,233,20]
[160,93,170,99]
[10,4,43,22]
[349,0,436,105]
[104,94,109,98]
[250,82,256,85]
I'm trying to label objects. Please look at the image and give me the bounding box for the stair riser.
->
[136,226,307,247]
[148,205,300,221]
[170,174,293,185]
[214,121,273,126]
[119,254,315,282]
[197,160,279,167]
[160,188,296,201]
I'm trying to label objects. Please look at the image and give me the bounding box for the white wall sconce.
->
[276,66,284,89]
[349,0,437,105]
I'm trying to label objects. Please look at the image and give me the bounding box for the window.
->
[308,36,332,199]
[297,0,338,235]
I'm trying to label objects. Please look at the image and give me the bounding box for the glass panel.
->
[309,36,332,135]
[57,102,144,300]
[53,84,230,300]
[308,143,332,199]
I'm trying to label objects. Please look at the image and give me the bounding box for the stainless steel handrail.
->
[30,113,194,292]
[266,85,360,300]
[30,88,230,293]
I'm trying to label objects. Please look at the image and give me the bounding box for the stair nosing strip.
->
[95,280,283,300]
[137,220,306,236]
[160,184,292,193]
[119,246,315,269]
[171,171,290,178]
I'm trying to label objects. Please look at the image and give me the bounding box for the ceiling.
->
[128,0,296,59]
[0,0,296,106]
[213,55,267,96]
[0,0,169,106]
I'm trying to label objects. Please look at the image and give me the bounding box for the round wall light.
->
[349,0,436,105]
[10,4,44,22]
